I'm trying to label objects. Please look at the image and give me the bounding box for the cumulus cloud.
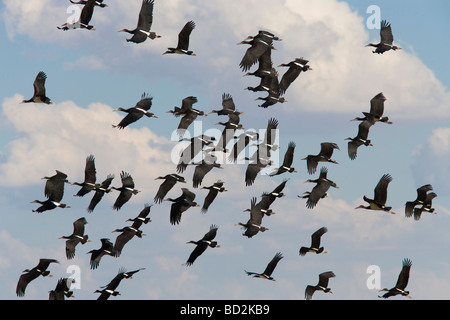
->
[0,94,174,196]
[3,0,449,119]
[411,127,450,191]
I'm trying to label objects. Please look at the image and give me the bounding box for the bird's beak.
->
[152,115,158,118]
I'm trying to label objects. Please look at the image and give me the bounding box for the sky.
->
[0,0,449,301]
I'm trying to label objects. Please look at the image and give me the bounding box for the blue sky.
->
[0,0,449,300]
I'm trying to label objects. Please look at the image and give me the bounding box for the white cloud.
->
[3,0,449,119]
[0,95,174,196]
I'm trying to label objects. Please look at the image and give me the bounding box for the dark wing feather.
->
[395,258,412,290]
[311,226,328,248]
[33,71,47,98]
[369,92,386,118]
[373,174,392,205]
[262,252,283,277]
[380,20,394,45]
[177,20,195,50]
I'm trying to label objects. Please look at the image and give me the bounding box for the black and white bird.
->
[87,174,114,212]
[87,238,115,270]
[345,120,373,160]
[245,252,283,281]
[191,152,224,188]
[111,171,141,210]
[299,227,328,256]
[184,224,220,266]
[413,192,438,220]
[119,0,160,43]
[32,170,70,213]
[154,174,186,204]
[125,203,152,229]
[112,92,158,129]
[112,226,145,257]
[278,57,312,95]
[58,0,99,30]
[238,30,278,72]
[405,184,433,218]
[71,154,97,197]
[305,271,336,300]
[355,173,395,214]
[300,167,339,209]
[16,259,59,297]
[351,92,392,125]
[176,134,215,173]
[379,259,412,298]
[201,180,227,213]
[48,278,75,300]
[163,20,196,55]
[21,71,53,104]
[236,197,269,238]
[302,142,339,175]
[59,217,90,260]
[365,20,402,54]
[269,141,297,176]
[164,188,199,225]
[95,268,145,300]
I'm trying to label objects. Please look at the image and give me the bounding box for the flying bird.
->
[228,130,260,163]
[176,134,215,173]
[111,171,141,210]
[351,92,392,125]
[244,145,273,187]
[125,203,152,229]
[59,217,90,259]
[168,95,198,117]
[299,227,328,256]
[345,119,373,160]
[21,71,53,104]
[16,259,59,297]
[164,188,199,225]
[163,20,196,55]
[302,142,340,175]
[87,174,114,212]
[112,226,145,257]
[184,224,220,266]
[71,154,97,197]
[405,184,433,218]
[48,278,75,300]
[87,238,115,270]
[269,141,297,176]
[95,267,145,300]
[209,93,242,116]
[379,258,412,298]
[300,167,339,209]
[119,0,161,43]
[278,57,312,95]
[305,271,336,300]
[191,152,224,188]
[238,30,278,72]
[245,252,283,281]
[236,197,269,238]
[154,174,186,204]
[355,173,395,214]
[413,192,437,220]
[112,92,158,129]
[200,180,227,213]
[365,20,402,54]
[32,170,70,213]
[58,0,98,30]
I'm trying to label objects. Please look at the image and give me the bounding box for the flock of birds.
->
[12,0,435,301]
